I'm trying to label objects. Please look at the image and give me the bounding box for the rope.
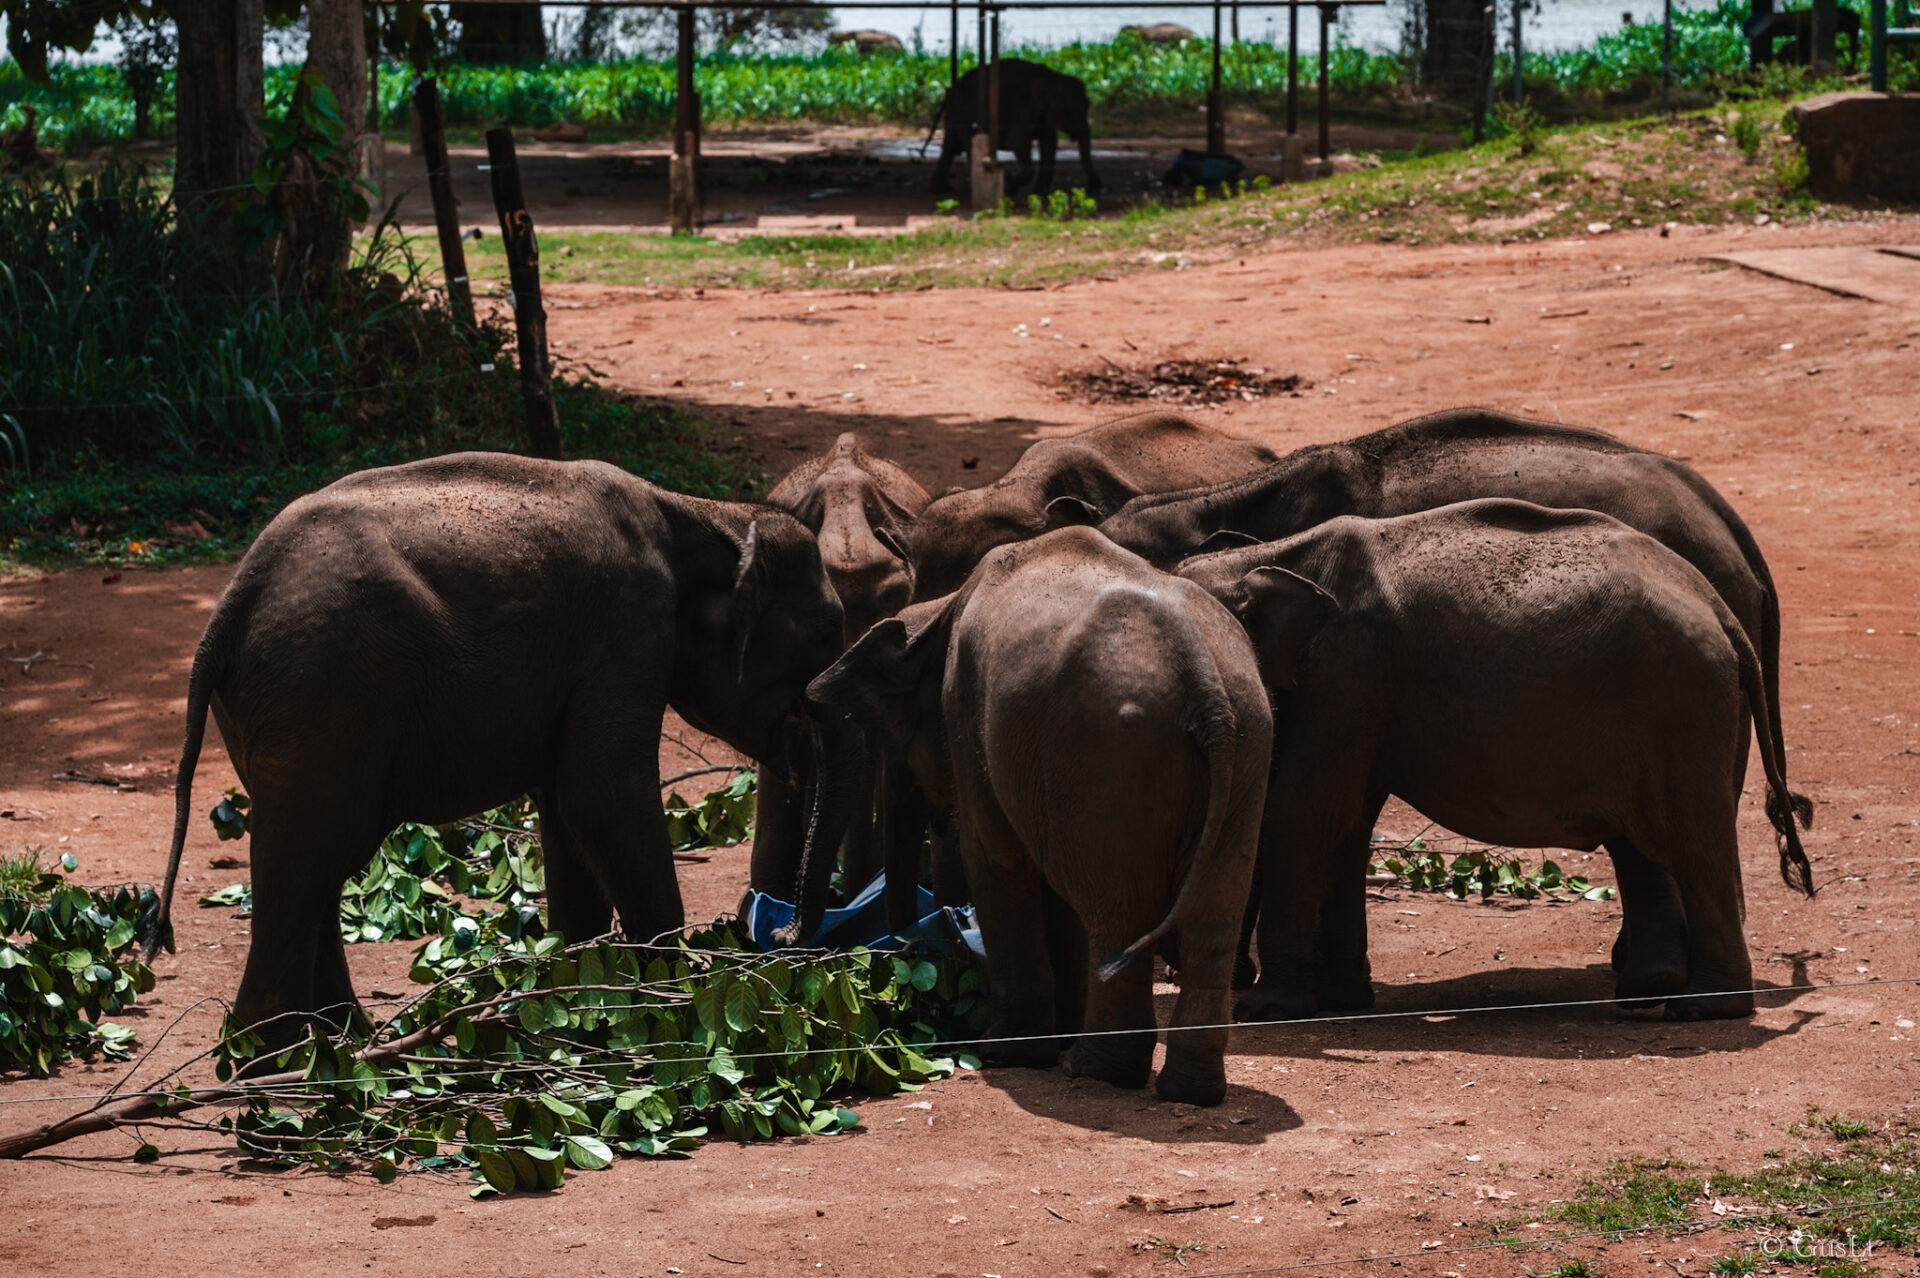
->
[0,970,1903,1110]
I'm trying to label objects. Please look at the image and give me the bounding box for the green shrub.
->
[0,850,156,1077]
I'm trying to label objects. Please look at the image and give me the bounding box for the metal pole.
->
[950,0,960,89]
[989,6,1000,148]
[1511,0,1523,106]
[1207,1,1226,155]
[1286,1,1299,136]
[1474,2,1494,142]
[1661,0,1673,113]
[1870,0,1887,91]
[1318,3,1332,163]
[977,1,989,144]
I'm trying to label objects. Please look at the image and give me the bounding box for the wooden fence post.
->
[484,126,563,462]
[671,4,701,236]
[413,76,475,336]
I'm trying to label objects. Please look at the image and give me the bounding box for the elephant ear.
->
[1043,494,1104,529]
[1236,566,1339,692]
[807,594,957,745]
[1198,526,1263,553]
[732,520,775,683]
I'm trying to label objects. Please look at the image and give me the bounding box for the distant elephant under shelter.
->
[828,29,905,55]
[928,59,1100,199]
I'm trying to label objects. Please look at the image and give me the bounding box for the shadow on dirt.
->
[1223,962,1821,1063]
[984,1067,1305,1144]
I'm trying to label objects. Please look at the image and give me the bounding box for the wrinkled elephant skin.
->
[803,527,1272,1105]
[147,453,845,1051]
[1178,499,1812,1024]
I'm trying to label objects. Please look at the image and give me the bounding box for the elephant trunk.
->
[773,710,869,946]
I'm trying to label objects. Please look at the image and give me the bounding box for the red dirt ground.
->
[2,219,1918,1278]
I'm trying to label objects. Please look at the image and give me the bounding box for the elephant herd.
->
[146,408,1814,1106]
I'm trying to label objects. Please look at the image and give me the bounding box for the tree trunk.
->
[173,0,265,208]
[451,4,548,64]
[304,0,370,175]
[1422,0,1491,101]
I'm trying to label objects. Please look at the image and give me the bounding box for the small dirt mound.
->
[1061,357,1306,406]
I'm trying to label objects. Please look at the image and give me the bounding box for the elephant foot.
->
[1662,983,1755,1021]
[1315,972,1375,1014]
[1155,1055,1228,1107]
[1066,1040,1152,1091]
[1233,981,1317,1023]
[980,1016,1063,1069]
[1614,960,1687,1008]
[1231,952,1257,991]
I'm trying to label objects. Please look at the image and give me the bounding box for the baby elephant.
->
[803,527,1272,1104]
[1179,499,1810,1023]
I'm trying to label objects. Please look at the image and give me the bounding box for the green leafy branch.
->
[208,915,986,1193]
[0,850,156,1076]
[1371,838,1615,903]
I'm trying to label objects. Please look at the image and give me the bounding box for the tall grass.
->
[0,161,517,471]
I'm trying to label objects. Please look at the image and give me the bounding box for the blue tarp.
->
[743,871,984,958]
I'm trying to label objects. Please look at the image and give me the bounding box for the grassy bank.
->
[440,104,1887,294]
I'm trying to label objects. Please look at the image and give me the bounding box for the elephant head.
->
[671,508,847,782]
[767,433,930,641]
[774,594,960,944]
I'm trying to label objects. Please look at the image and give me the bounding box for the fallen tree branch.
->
[0,1021,449,1160]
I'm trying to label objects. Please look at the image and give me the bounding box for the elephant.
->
[1178,499,1812,1023]
[928,59,1100,199]
[143,452,849,1050]
[758,433,936,923]
[906,413,1278,603]
[1098,407,1813,982]
[795,526,1272,1104]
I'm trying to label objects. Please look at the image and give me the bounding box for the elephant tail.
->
[140,596,235,959]
[919,87,949,155]
[1095,644,1240,983]
[1724,603,1814,897]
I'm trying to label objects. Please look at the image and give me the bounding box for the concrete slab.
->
[1710,245,1920,306]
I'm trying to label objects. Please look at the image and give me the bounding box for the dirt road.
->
[2,220,1916,1277]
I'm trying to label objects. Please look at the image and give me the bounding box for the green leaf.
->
[723,977,757,1034]
[473,1148,517,1194]
[133,1142,160,1163]
[709,1053,745,1086]
[564,1134,613,1170]
[522,1146,566,1191]
[466,1111,498,1148]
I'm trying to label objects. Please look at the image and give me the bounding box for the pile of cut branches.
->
[1062,357,1306,406]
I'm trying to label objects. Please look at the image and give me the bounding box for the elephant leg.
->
[840,754,883,899]
[1233,868,1259,990]
[930,133,963,194]
[536,785,613,944]
[1158,777,1265,1105]
[962,801,1060,1069]
[1075,124,1101,194]
[232,792,380,1056]
[1035,129,1059,197]
[748,766,806,898]
[1606,837,1688,1004]
[1313,813,1382,1013]
[1046,886,1088,1037]
[929,815,969,910]
[880,754,931,932]
[1009,133,1037,197]
[1651,809,1754,1021]
[1068,910,1156,1092]
[550,704,684,945]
